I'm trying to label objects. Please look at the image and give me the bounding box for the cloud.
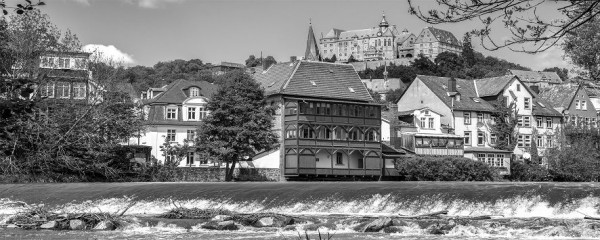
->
[124,0,186,8]
[82,44,136,65]
[70,0,91,5]
[532,45,571,71]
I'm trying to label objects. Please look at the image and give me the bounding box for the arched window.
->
[366,129,378,142]
[318,127,332,140]
[190,87,200,97]
[300,125,315,139]
[333,127,346,140]
[348,128,362,141]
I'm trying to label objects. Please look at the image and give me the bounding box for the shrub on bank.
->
[395,156,498,181]
[506,161,551,182]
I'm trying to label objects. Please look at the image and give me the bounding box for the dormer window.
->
[190,87,200,97]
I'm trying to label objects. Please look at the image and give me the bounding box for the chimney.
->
[448,77,457,92]
[290,56,297,62]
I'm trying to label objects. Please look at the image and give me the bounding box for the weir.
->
[1,182,600,239]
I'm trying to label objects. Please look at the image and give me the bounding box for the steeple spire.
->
[305,20,322,62]
[379,11,389,28]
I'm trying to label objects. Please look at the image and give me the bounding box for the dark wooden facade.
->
[277,97,383,178]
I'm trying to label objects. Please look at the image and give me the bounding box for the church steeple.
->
[379,12,389,28]
[305,20,322,62]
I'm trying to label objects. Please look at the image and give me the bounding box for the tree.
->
[490,98,518,151]
[385,88,405,104]
[542,67,569,82]
[194,71,279,181]
[263,56,277,69]
[245,55,260,67]
[407,0,600,53]
[347,54,358,63]
[461,33,475,67]
[563,13,600,80]
[411,54,438,75]
[1,0,45,15]
[245,55,277,69]
[435,52,464,77]
[323,54,337,63]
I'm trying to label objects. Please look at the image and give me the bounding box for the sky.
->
[8,0,572,70]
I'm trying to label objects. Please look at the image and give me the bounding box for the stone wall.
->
[167,167,281,182]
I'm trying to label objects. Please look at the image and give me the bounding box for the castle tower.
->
[379,12,389,32]
[305,21,322,61]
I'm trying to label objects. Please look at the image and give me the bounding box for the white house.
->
[133,79,218,166]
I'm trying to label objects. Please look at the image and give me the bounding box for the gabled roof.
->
[323,28,345,39]
[537,84,580,110]
[143,79,218,105]
[361,78,404,93]
[253,61,372,102]
[508,70,562,84]
[419,27,461,46]
[415,75,496,112]
[533,98,562,117]
[474,75,517,97]
[395,32,415,45]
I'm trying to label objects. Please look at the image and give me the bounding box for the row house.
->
[395,76,512,174]
[135,79,218,166]
[395,75,565,174]
[252,61,399,180]
[538,83,598,127]
[474,76,562,163]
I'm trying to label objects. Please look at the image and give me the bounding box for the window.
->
[536,117,543,128]
[319,127,332,140]
[336,152,343,165]
[190,87,200,97]
[536,136,543,148]
[301,126,315,139]
[40,83,55,98]
[524,97,531,110]
[348,129,361,141]
[546,135,553,148]
[582,100,587,110]
[477,113,484,122]
[523,116,531,127]
[58,58,70,68]
[496,154,504,167]
[366,130,377,141]
[575,100,580,109]
[477,132,485,145]
[428,118,434,129]
[56,82,70,98]
[464,132,471,146]
[333,127,345,140]
[186,152,194,165]
[199,106,209,119]
[546,117,552,129]
[490,133,497,145]
[517,135,524,147]
[517,84,521,91]
[72,82,86,99]
[477,153,486,162]
[285,129,297,139]
[487,154,495,166]
[518,116,523,127]
[524,135,531,147]
[464,112,471,125]
[187,130,195,141]
[187,107,196,120]
[420,117,426,128]
[166,107,177,120]
[166,129,176,142]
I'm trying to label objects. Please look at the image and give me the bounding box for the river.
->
[1,182,600,239]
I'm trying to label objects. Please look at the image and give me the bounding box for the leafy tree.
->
[411,54,438,75]
[263,56,277,69]
[547,125,600,181]
[0,17,14,74]
[245,55,260,67]
[490,99,518,151]
[408,0,600,53]
[385,88,405,104]
[245,55,277,69]
[542,67,569,82]
[435,52,464,77]
[563,13,600,80]
[461,32,475,67]
[160,138,192,167]
[529,128,540,165]
[195,71,279,181]
[323,54,337,63]
[347,54,358,63]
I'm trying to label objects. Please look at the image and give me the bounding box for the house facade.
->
[475,75,562,163]
[539,84,598,127]
[135,79,218,166]
[413,27,462,59]
[34,51,99,104]
[252,61,387,180]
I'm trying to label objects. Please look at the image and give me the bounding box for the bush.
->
[507,161,551,181]
[395,156,498,181]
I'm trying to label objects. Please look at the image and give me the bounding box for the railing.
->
[285,168,381,176]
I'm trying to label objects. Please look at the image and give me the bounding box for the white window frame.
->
[464,112,471,125]
[536,117,543,128]
[72,82,86,99]
[166,129,176,142]
[41,83,55,98]
[186,130,195,141]
[464,131,471,146]
[536,135,544,148]
[56,82,70,99]
[187,107,196,120]
[199,106,209,120]
[575,100,580,109]
[166,107,178,120]
[524,97,531,110]
[546,117,553,129]
[582,100,587,110]
[190,87,200,97]
[428,118,434,129]
[523,116,531,127]
[477,132,485,146]
[420,117,426,128]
